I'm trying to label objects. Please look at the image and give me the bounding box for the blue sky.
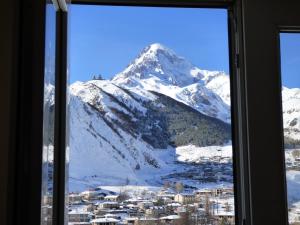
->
[69,5,299,88]
[280,33,300,88]
[70,5,229,82]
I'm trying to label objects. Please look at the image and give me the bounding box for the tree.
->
[178,209,193,225]
[292,150,300,159]
[163,181,171,189]
[135,163,141,170]
[154,198,165,206]
[219,217,230,225]
[97,74,103,80]
[205,195,212,217]
[140,189,148,199]
[224,202,231,212]
[92,74,103,80]
[118,190,130,202]
[175,182,184,193]
[125,177,130,185]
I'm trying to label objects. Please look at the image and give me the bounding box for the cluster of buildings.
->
[66,186,235,225]
[286,156,300,170]
[286,150,300,224]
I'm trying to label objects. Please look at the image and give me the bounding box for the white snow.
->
[112,43,231,123]
[282,87,300,141]
[176,145,232,164]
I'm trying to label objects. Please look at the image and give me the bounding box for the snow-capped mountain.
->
[113,43,231,123]
[64,43,300,190]
[67,44,237,190]
[203,72,231,106]
[112,43,205,87]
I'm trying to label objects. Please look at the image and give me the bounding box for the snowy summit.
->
[113,43,205,87]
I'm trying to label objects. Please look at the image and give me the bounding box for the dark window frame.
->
[239,1,300,225]
[5,1,300,225]
[56,2,248,225]
[53,8,68,225]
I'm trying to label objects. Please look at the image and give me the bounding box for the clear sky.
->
[280,33,300,88]
[69,5,299,88]
[69,5,229,83]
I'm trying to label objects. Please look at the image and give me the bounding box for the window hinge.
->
[234,16,238,33]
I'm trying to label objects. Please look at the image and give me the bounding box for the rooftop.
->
[90,218,120,223]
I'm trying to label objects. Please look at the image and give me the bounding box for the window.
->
[67,5,236,225]
[41,2,56,225]
[9,1,300,225]
[280,33,300,225]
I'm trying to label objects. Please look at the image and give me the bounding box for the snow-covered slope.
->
[66,43,300,191]
[70,80,165,185]
[200,71,300,144]
[203,72,231,106]
[69,79,231,190]
[282,87,300,144]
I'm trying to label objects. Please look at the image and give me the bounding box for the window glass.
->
[280,33,300,225]
[41,3,56,225]
[68,5,235,225]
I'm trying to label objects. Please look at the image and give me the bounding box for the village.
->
[41,182,235,225]
[40,146,237,225]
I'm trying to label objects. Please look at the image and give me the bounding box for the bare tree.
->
[163,180,171,189]
[292,150,300,159]
[118,190,130,202]
[178,208,196,225]
[140,189,148,199]
[97,74,103,80]
[219,217,230,225]
[224,202,231,212]
[205,194,212,217]
[175,182,184,193]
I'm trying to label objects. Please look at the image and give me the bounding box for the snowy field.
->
[69,144,233,192]
[176,144,232,163]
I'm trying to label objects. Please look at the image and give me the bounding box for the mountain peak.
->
[142,43,174,54]
[113,43,205,87]
[135,43,179,65]
[146,43,167,51]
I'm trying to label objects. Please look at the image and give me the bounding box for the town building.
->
[81,190,100,201]
[137,201,154,210]
[98,202,119,210]
[160,215,180,224]
[90,218,120,225]
[174,193,195,204]
[104,195,120,202]
[68,211,92,223]
[68,222,91,225]
[134,218,159,225]
[69,194,82,203]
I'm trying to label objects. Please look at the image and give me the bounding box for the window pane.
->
[41,3,56,225]
[280,33,300,225]
[69,6,235,225]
